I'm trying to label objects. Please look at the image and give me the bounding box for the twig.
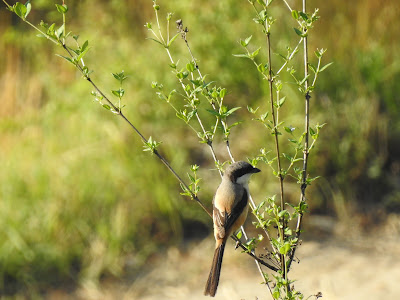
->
[288,0,310,271]
[266,27,287,280]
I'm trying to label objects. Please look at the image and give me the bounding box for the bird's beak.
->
[252,167,261,173]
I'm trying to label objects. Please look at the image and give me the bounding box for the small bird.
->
[204,161,261,297]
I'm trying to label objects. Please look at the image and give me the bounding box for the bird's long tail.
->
[204,243,226,297]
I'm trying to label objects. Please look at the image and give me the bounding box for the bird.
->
[204,161,261,297]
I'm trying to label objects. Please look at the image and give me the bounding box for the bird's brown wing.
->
[213,188,248,241]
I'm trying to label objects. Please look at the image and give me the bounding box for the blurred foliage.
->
[0,0,399,294]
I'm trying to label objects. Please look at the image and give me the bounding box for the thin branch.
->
[281,0,292,11]
[288,0,310,271]
[231,235,279,272]
[85,74,213,218]
[276,37,303,75]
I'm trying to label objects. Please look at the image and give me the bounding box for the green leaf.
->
[81,40,89,52]
[278,96,286,107]
[14,2,27,19]
[112,71,128,84]
[232,53,250,59]
[245,35,252,45]
[282,153,292,161]
[314,50,322,58]
[284,126,294,134]
[112,88,125,98]
[225,106,241,116]
[229,121,242,129]
[77,41,91,60]
[294,27,304,37]
[247,105,259,114]
[250,47,261,58]
[319,62,333,72]
[176,70,189,80]
[257,63,265,73]
[55,24,65,39]
[306,176,321,185]
[279,243,291,255]
[25,1,31,18]
[299,11,308,20]
[146,37,164,47]
[240,35,252,47]
[236,231,242,240]
[309,127,316,137]
[186,62,195,73]
[55,54,74,64]
[291,10,299,20]
[206,109,220,117]
[308,63,317,74]
[219,88,227,99]
[273,290,280,299]
[167,33,180,47]
[55,3,68,14]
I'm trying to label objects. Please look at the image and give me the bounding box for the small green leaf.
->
[284,126,294,134]
[167,33,180,47]
[112,88,125,98]
[247,105,259,114]
[176,70,189,80]
[206,109,220,117]
[299,11,308,20]
[279,243,291,255]
[55,3,68,14]
[186,62,195,73]
[240,35,252,47]
[309,127,316,137]
[219,88,227,99]
[257,63,265,73]
[294,27,304,37]
[55,24,65,39]
[81,40,89,52]
[308,63,317,74]
[146,37,164,47]
[233,53,250,59]
[55,54,74,64]
[225,107,241,117]
[282,153,292,162]
[77,42,91,60]
[25,1,31,18]
[291,10,299,20]
[250,47,261,58]
[245,35,252,45]
[319,62,333,72]
[278,97,286,107]
[236,231,242,240]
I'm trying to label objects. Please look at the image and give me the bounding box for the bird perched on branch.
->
[204,161,261,297]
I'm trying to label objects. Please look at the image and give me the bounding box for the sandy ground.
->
[49,215,400,300]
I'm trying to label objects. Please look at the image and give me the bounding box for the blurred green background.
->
[0,0,399,296]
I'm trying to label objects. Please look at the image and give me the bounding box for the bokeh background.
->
[0,0,399,298]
